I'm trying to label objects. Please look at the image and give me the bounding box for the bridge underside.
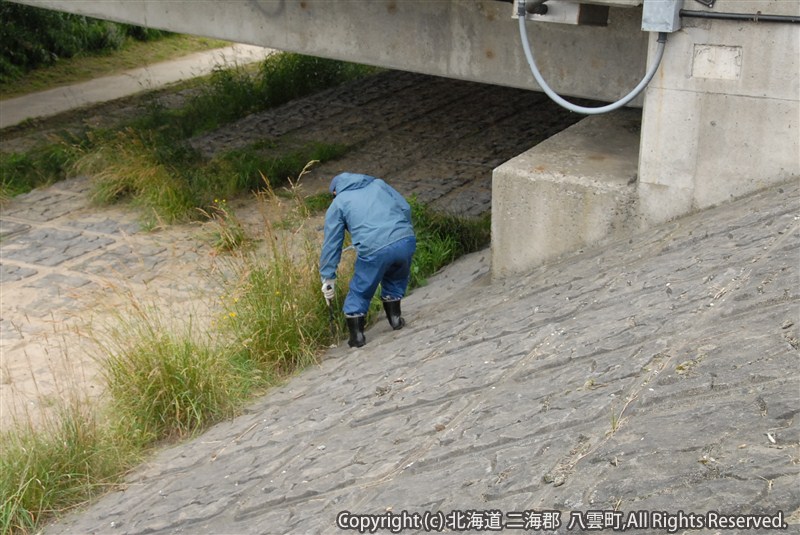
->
[13,0,800,275]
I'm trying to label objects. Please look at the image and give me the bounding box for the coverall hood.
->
[329,172,374,195]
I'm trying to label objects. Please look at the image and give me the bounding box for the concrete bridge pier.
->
[638,11,800,227]
[492,1,799,276]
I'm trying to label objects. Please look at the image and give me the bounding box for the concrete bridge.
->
[11,0,800,275]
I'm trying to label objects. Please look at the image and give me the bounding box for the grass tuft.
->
[199,198,249,253]
[0,135,86,197]
[408,198,491,288]
[0,401,138,535]
[96,301,254,444]
[74,129,196,228]
[220,181,350,375]
[223,245,331,376]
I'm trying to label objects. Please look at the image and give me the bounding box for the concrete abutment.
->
[491,109,641,276]
[492,0,799,276]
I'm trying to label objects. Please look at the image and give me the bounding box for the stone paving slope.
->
[190,70,587,217]
[0,71,584,426]
[0,176,220,427]
[44,179,800,534]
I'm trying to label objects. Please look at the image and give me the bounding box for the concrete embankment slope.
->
[48,179,799,534]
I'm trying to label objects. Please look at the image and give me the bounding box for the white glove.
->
[321,279,335,301]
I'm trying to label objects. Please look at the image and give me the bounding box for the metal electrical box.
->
[641,0,682,32]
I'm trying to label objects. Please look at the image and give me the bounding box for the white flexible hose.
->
[518,15,667,115]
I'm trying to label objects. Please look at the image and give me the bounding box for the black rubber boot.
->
[346,315,366,348]
[382,298,405,330]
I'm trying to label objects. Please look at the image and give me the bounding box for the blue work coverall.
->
[319,173,416,316]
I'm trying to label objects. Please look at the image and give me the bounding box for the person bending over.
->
[320,172,416,348]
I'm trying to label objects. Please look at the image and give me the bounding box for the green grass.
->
[209,141,351,192]
[1,1,202,90]
[0,134,87,196]
[99,306,254,443]
[408,198,491,288]
[0,401,140,534]
[222,241,339,377]
[127,54,380,140]
[301,191,335,215]
[74,128,198,228]
[72,129,351,228]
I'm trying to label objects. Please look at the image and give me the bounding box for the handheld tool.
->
[326,297,337,346]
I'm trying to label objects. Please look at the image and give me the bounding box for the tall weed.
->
[223,244,330,377]
[98,303,252,444]
[221,182,350,376]
[0,399,138,535]
[75,129,196,227]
